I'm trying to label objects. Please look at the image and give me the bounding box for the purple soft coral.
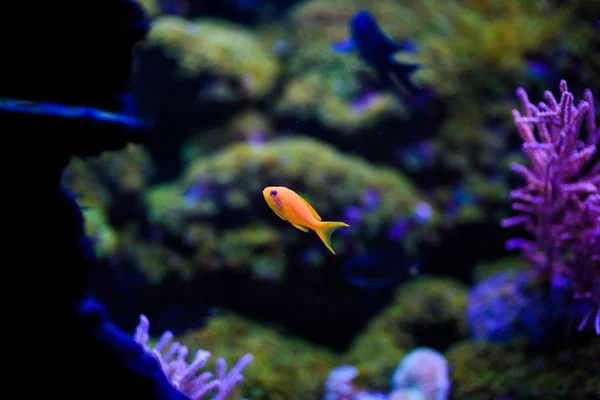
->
[501,80,599,335]
[134,315,253,399]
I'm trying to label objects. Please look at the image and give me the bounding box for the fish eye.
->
[270,190,278,196]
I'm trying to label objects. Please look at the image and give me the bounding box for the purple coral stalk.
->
[501,80,599,335]
[134,315,253,399]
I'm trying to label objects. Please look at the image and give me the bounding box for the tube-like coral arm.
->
[133,315,253,399]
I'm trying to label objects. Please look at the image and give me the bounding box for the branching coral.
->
[134,314,254,399]
[500,80,600,334]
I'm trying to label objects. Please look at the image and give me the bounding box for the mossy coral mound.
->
[93,144,154,194]
[82,208,118,259]
[408,0,575,95]
[63,144,153,205]
[177,312,340,400]
[144,16,280,101]
[342,277,468,391]
[62,145,153,259]
[386,278,469,346]
[445,339,600,400]
[143,137,438,283]
[63,157,112,211]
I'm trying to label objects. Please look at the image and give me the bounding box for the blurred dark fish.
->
[333,10,421,98]
[340,249,418,289]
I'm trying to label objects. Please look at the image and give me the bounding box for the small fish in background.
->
[333,10,421,100]
[262,186,350,254]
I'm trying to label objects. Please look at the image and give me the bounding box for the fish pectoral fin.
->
[298,195,322,221]
[332,38,356,54]
[292,223,310,232]
[275,211,287,220]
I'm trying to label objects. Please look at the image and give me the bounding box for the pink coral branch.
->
[502,80,600,335]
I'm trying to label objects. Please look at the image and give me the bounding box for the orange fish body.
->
[262,186,350,254]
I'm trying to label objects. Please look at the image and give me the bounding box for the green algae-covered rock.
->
[63,157,113,211]
[143,137,438,283]
[386,278,469,347]
[62,144,154,260]
[63,144,153,203]
[177,312,340,400]
[341,277,468,391]
[445,339,600,400]
[142,16,280,102]
[94,144,155,194]
[82,207,118,259]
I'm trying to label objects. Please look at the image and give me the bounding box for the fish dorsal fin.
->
[298,194,322,221]
[292,223,309,232]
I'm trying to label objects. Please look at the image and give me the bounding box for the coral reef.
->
[342,278,467,391]
[54,3,600,398]
[500,80,599,334]
[445,338,600,400]
[277,0,413,133]
[142,137,437,283]
[393,0,596,225]
[134,314,253,399]
[177,312,339,399]
[138,16,279,103]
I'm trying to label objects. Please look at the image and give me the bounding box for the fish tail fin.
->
[314,221,350,255]
[389,62,421,95]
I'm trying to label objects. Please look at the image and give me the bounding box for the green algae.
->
[144,16,280,101]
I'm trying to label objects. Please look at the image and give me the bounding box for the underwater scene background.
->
[61,0,598,399]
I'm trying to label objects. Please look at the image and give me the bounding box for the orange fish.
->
[262,186,350,254]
